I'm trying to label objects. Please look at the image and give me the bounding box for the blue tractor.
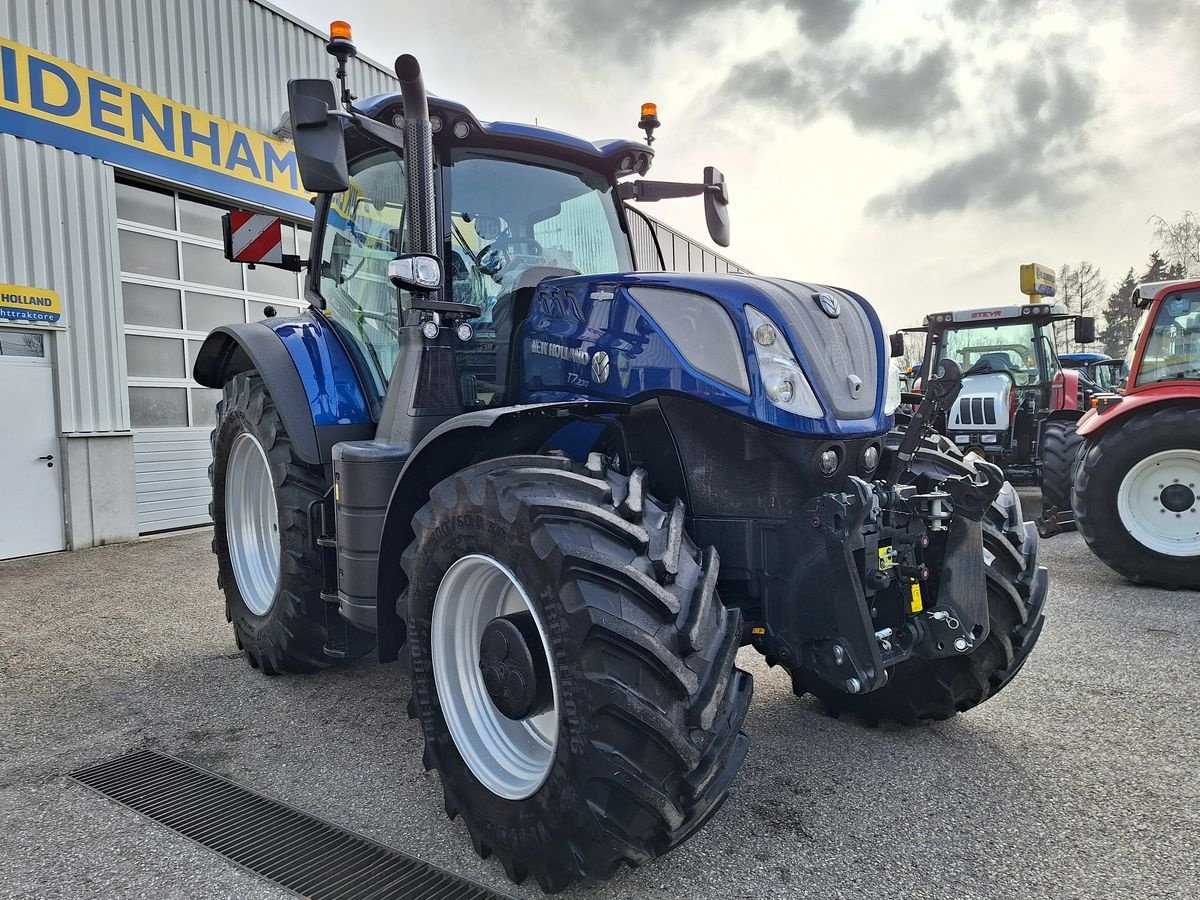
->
[195,28,1047,893]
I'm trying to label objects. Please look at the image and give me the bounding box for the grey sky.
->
[275,0,1199,330]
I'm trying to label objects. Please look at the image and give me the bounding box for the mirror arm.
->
[618,180,707,202]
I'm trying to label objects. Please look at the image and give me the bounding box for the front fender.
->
[374,401,629,661]
[1077,390,1200,439]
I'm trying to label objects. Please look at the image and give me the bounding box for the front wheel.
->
[1075,405,1200,590]
[402,454,752,892]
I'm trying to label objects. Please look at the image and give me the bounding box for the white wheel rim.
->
[225,432,281,615]
[431,554,559,800]
[1116,449,1200,557]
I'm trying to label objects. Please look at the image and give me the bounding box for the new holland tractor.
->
[194,25,1048,892]
[1074,278,1200,590]
[895,265,1097,535]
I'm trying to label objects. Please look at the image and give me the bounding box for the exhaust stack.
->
[394,54,437,260]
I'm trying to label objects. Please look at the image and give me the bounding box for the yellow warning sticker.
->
[909,582,924,613]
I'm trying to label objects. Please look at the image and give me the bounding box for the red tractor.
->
[1074,278,1200,590]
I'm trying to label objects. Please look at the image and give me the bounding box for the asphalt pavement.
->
[2,502,1197,899]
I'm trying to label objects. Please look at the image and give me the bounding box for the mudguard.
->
[193,313,373,464]
[373,400,630,661]
[1077,388,1200,438]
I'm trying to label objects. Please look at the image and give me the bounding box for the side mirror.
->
[703,166,730,248]
[287,79,349,193]
[1073,316,1096,344]
[889,332,906,358]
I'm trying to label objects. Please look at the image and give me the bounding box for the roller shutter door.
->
[117,178,309,532]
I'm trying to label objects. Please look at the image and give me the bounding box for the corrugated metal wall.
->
[627,206,751,275]
[1,0,398,140]
[0,134,128,432]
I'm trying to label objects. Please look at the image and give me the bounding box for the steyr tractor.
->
[1074,278,1200,590]
[895,265,1097,535]
[194,25,1048,892]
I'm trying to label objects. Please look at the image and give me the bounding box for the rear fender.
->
[374,401,629,661]
[193,314,373,464]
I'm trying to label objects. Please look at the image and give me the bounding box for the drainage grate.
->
[70,749,508,900]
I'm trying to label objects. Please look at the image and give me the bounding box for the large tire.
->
[211,372,372,673]
[402,453,752,892]
[1040,418,1084,514]
[795,445,1046,724]
[1075,405,1200,590]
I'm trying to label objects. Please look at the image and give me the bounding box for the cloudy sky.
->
[276,0,1199,330]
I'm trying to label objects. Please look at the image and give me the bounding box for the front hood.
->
[518,271,892,437]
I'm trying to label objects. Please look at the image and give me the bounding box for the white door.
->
[0,329,66,559]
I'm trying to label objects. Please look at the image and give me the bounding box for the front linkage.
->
[753,355,1007,698]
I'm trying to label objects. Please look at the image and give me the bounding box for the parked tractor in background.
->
[193,24,1049,892]
[1059,351,1127,395]
[895,264,1097,535]
[1074,278,1200,590]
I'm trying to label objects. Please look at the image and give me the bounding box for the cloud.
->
[868,59,1111,217]
[785,0,860,44]
[717,43,959,133]
[835,45,958,132]
[721,54,820,117]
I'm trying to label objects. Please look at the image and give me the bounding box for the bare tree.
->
[1148,210,1200,276]
[1054,261,1105,353]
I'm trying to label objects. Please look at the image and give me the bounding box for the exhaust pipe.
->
[394,54,436,259]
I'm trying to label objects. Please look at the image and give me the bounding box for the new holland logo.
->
[815,292,841,318]
[590,351,610,384]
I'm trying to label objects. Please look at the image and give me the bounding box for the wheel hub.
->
[1117,448,1200,556]
[1159,483,1195,513]
[479,613,552,720]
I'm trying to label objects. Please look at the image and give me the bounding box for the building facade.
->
[0,0,743,559]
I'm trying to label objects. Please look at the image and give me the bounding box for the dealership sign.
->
[0,284,61,324]
[0,37,310,217]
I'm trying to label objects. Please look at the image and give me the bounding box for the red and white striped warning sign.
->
[225,211,283,264]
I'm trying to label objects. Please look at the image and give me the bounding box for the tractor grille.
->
[658,396,882,517]
[955,396,998,426]
[70,749,506,900]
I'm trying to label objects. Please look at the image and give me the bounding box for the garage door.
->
[117,179,309,533]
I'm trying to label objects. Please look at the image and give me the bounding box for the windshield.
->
[940,322,1041,386]
[445,152,632,318]
[317,150,407,396]
[1134,288,1200,386]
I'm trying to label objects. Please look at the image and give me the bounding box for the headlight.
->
[744,306,823,418]
[884,359,903,415]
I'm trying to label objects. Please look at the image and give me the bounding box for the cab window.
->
[317,150,408,396]
[1135,289,1200,386]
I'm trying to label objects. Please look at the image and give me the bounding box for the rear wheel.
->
[1039,418,1083,516]
[211,372,372,673]
[402,454,752,891]
[1075,405,1200,590]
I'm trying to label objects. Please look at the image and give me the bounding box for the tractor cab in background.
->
[895,264,1096,527]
